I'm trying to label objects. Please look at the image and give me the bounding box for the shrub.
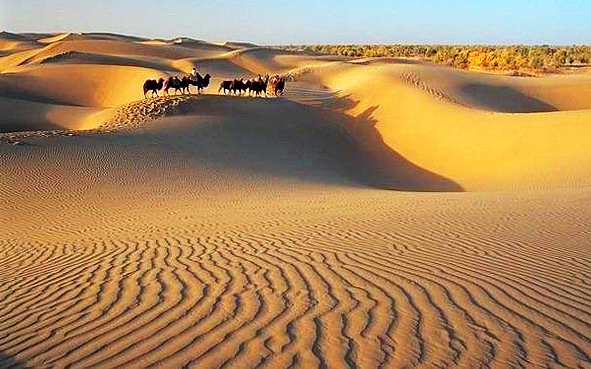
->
[277,44,591,72]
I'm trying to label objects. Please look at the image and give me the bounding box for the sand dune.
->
[1,32,591,368]
[224,41,259,49]
[37,51,180,72]
[0,45,49,71]
[25,39,207,63]
[1,64,170,107]
[0,33,40,56]
[297,62,591,190]
[36,32,147,44]
[225,48,304,75]
[172,57,254,79]
[36,32,76,44]
[170,37,234,52]
[0,96,100,132]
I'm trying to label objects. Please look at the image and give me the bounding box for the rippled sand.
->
[1,32,591,368]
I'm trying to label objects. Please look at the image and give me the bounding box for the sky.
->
[1,0,590,45]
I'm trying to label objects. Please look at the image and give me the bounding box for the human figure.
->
[190,67,198,80]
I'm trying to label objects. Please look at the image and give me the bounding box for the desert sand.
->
[1,32,591,368]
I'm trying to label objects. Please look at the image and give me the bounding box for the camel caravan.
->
[142,69,286,98]
[143,70,211,98]
[218,74,286,97]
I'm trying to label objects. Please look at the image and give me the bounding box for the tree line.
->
[280,45,591,72]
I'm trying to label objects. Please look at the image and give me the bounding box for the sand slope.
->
[1,33,591,368]
[0,96,100,132]
[298,62,591,190]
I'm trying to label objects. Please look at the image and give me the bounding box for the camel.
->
[143,78,165,97]
[269,75,286,96]
[249,74,269,97]
[218,80,233,94]
[230,79,247,95]
[275,78,285,96]
[163,76,184,95]
[188,73,211,94]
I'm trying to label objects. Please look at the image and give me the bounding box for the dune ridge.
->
[1,32,591,368]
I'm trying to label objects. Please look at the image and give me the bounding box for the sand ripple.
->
[1,192,591,368]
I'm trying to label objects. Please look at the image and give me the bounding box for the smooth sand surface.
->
[1,32,591,368]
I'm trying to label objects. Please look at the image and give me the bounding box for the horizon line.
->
[3,30,590,47]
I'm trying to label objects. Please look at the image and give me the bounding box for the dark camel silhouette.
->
[142,78,165,97]
[188,73,211,94]
[218,80,233,94]
[163,76,184,95]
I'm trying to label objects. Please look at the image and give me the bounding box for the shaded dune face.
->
[1,33,591,368]
[119,96,463,192]
[457,82,558,112]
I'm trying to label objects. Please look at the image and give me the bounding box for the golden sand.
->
[1,32,591,368]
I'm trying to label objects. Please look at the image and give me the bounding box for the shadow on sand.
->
[314,94,464,191]
[0,352,28,369]
[139,94,463,192]
[459,83,558,113]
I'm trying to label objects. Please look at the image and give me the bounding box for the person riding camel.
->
[190,67,198,81]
